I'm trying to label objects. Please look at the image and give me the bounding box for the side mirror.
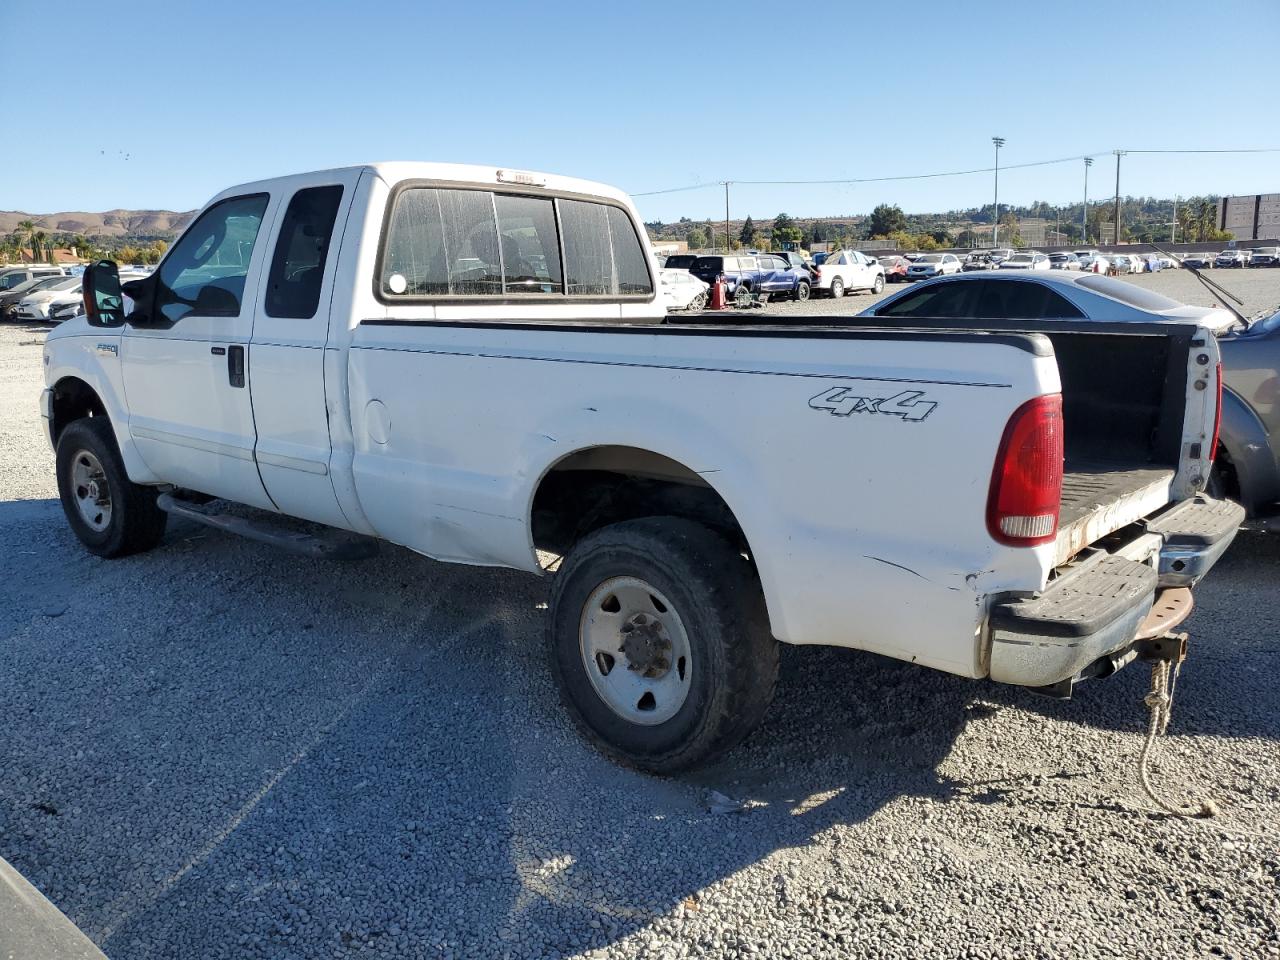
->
[82,260,125,327]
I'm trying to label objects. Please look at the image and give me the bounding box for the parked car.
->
[998,252,1051,271]
[1072,249,1104,261]
[1182,252,1215,269]
[863,271,1277,513]
[1108,254,1142,275]
[47,298,84,324]
[876,254,910,282]
[962,252,996,272]
[1,274,73,321]
[1151,254,1178,270]
[1215,250,1247,268]
[13,276,81,320]
[755,253,814,301]
[809,249,885,297]
[662,254,699,272]
[770,251,813,275]
[688,254,764,298]
[1141,254,1165,272]
[1248,246,1280,267]
[658,268,709,311]
[1078,254,1110,273]
[43,271,146,322]
[906,253,962,280]
[1048,252,1082,271]
[46,161,1235,773]
[0,265,65,292]
[987,248,1016,266]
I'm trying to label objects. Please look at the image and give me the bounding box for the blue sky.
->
[6,0,1279,221]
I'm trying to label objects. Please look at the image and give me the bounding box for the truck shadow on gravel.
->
[0,502,1274,959]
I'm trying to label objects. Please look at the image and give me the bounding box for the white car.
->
[986,248,1016,266]
[998,252,1050,271]
[658,268,709,311]
[45,271,148,323]
[44,160,1236,773]
[14,276,82,320]
[1108,254,1142,275]
[1078,254,1110,273]
[810,249,885,296]
[905,253,961,280]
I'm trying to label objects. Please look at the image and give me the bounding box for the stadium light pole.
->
[1113,150,1126,245]
[720,181,731,253]
[1082,157,1093,244]
[992,137,1005,247]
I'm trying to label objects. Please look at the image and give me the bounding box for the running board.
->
[157,493,379,560]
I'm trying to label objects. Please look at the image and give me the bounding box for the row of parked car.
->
[657,249,888,309]
[1184,247,1280,269]
[0,264,151,323]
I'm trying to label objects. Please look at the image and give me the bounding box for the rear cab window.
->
[379,185,653,302]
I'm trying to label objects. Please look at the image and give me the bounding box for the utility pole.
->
[1172,195,1178,244]
[992,137,1005,247]
[721,181,731,253]
[1082,157,1092,244]
[1113,150,1126,245]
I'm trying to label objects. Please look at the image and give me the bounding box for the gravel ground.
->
[1,297,1278,960]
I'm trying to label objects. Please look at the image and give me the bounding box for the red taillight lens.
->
[1208,362,1222,462]
[987,394,1064,546]
[813,266,822,277]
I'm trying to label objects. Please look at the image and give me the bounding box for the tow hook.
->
[1134,629,1218,818]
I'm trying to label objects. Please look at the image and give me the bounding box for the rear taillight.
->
[813,266,822,278]
[1207,361,1223,463]
[987,394,1064,546]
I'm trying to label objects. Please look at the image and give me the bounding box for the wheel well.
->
[531,446,748,557]
[51,377,107,445]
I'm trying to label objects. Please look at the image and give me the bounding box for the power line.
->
[630,147,1280,198]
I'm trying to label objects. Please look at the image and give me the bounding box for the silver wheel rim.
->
[579,577,692,725]
[70,449,112,532]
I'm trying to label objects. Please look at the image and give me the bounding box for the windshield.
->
[918,255,943,263]
[1009,254,1033,262]
[1076,274,1184,310]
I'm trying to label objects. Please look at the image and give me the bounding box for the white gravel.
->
[1,310,1277,960]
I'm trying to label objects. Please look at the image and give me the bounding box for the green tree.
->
[686,227,708,250]
[738,216,755,247]
[770,212,803,246]
[16,220,35,260]
[32,230,49,262]
[867,204,907,239]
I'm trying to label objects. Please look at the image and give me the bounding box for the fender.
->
[45,333,160,485]
[1219,386,1279,513]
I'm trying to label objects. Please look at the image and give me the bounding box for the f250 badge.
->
[809,386,936,422]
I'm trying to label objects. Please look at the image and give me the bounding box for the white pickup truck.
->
[811,249,885,297]
[43,162,1242,772]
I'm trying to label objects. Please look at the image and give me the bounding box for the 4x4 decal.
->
[809,386,937,422]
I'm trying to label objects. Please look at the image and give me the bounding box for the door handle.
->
[227,345,245,388]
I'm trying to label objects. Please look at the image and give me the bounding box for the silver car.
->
[861,272,1279,514]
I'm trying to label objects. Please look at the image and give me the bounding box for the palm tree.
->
[32,230,49,263]
[1196,201,1216,243]
[15,220,35,261]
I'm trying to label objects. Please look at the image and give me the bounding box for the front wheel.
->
[688,291,707,311]
[547,517,778,773]
[795,281,810,302]
[56,417,167,558]
[871,275,885,294]
[829,277,844,298]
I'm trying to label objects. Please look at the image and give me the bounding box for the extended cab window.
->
[607,205,652,295]
[155,194,269,323]
[265,185,344,319]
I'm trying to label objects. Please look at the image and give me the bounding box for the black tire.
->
[547,517,778,773]
[872,275,885,294]
[829,277,844,298]
[734,283,752,308]
[56,417,167,558]
[795,281,810,302]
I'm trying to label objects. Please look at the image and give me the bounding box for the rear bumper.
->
[988,495,1242,688]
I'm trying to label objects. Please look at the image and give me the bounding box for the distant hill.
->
[0,208,195,239]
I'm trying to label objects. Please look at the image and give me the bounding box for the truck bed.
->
[1057,462,1174,565]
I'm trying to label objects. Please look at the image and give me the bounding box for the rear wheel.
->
[795,281,810,302]
[830,277,844,298]
[872,275,885,294]
[547,517,778,773]
[56,417,167,558]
